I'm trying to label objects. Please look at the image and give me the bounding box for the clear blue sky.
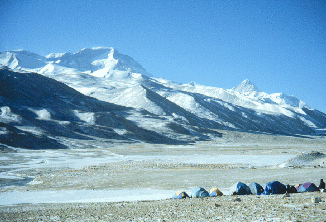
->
[1,0,325,113]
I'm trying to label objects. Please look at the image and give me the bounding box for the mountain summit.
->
[0,47,325,148]
[233,79,260,94]
[0,47,151,79]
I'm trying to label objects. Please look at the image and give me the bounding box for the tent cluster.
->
[231,181,321,195]
[172,180,322,199]
[172,187,223,199]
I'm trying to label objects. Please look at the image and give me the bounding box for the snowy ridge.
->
[0,48,326,148]
[0,47,150,79]
[0,50,46,69]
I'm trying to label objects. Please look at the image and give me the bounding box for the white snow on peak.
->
[0,50,46,69]
[232,79,260,94]
[0,47,151,79]
[158,78,309,119]
[268,93,306,108]
[47,47,151,78]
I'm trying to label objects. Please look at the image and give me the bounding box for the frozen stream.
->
[1,149,294,172]
[0,189,174,205]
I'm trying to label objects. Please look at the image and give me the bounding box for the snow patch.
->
[113,128,128,135]
[0,106,22,123]
[73,110,96,125]
[28,108,52,120]
[172,113,189,123]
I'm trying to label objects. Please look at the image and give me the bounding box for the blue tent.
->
[172,191,190,199]
[229,182,252,195]
[263,181,286,195]
[191,187,210,198]
[248,182,264,195]
[297,182,318,193]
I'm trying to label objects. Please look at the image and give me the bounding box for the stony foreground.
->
[1,192,325,221]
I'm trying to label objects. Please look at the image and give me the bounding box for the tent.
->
[296,182,318,193]
[263,181,286,195]
[286,185,297,193]
[172,191,190,199]
[209,188,223,197]
[248,182,264,195]
[294,184,302,191]
[191,187,210,198]
[229,182,252,195]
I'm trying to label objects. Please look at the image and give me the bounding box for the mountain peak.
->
[233,79,260,94]
[0,47,151,78]
[0,50,46,69]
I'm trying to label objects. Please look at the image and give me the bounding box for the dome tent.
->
[248,182,264,195]
[286,184,297,193]
[294,184,301,191]
[297,182,318,193]
[229,182,251,195]
[263,181,286,195]
[209,188,223,197]
[191,187,209,198]
[172,191,190,199]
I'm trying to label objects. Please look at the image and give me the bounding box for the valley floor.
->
[0,130,326,221]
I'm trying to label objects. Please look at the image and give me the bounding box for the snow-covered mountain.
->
[0,67,182,149]
[0,47,150,78]
[0,47,325,148]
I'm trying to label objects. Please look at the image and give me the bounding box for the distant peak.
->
[0,47,151,77]
[242,79,252,85]
[233,79,260,93]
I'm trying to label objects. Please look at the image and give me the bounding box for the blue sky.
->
[1,0,326,113]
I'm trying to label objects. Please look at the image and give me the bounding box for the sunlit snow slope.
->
[0,47,325,148]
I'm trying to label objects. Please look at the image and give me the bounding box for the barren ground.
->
[1,130,326,221]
